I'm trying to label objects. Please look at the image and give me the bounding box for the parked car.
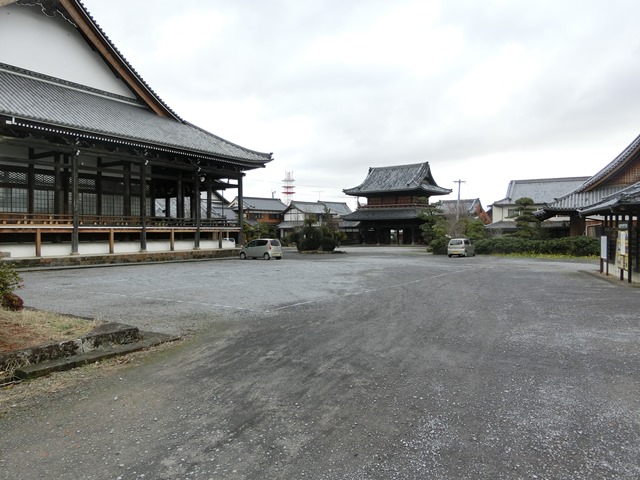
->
[447,238,475,257]
[222,237,236,245]
[240,238,282,260]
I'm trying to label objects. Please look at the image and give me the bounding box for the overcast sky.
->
[88,0,640,210]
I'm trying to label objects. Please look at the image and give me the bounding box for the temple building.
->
[342,162,451,245]
[0,0,272,261]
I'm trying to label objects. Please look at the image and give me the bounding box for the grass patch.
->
[0,309,98,354]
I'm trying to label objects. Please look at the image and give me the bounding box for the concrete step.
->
[13,332,177,380]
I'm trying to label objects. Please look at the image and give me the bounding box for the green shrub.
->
[0,263,22,297]
[320,237,337,252]
[297,227,322,251]
[430,237,449,255]
[283,232,299,247]
[2,292,24,311]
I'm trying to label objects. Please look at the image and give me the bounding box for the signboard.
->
[600,235,607,260]
[616,230,629,270]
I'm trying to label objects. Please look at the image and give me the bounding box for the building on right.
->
[537,133,640,236]
[485,177,589,237]
[536,133,640,283]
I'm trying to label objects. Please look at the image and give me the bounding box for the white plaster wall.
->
[0,239,236,258]
[492,205,508,222]
[0,3,135,98]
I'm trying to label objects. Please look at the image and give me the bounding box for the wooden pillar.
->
[149,177,156,217]
[54,153,63,215]
[170,229,175,251]
[194,169,201,250]
[140,160,147,252]
[109,229,115,254]
[123,161,131,217]
[238,175,244,245]
[206,180,213,219]
[35,229,41,258]
[628,216,633,284]
[177,175,184,219]
[27,151,35,215]
[96,158,103,216]
[71,150,79,255]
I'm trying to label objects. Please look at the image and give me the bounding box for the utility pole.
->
[454,179,466,222]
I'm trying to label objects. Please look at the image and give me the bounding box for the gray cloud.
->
[89,0,640,207]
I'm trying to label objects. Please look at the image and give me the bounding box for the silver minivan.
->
[447,238,475,257]
[239,238,282,260]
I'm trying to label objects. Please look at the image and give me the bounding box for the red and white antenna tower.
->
[282,171,295,205]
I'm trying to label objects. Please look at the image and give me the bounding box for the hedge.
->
[473,236,599,257]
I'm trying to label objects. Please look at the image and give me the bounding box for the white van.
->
[239,238,282,260]
[447,238,475,257]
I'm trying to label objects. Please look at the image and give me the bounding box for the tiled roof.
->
[289,201,329,214]
[438,198,481,216]
[0,64,272,165]
[234,197,287,212]
[578,133,640,192]
[342,207,424,221]
[320,201,353,215]
[492,177,590,206]
[343,162,451,196]
[484,220,518,230]
[541,134,640,216]
[539,186,623,213]
[579,182,640,215]
[287,201,352,215]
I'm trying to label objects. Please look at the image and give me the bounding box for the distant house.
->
[486,177,589,237]
[342,162,451,245]
[154,191,232,222]
[228,197,288,227]
[437,198,491,224]
[277,201,355,240]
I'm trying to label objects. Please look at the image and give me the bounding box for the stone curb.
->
[0,323,180,384]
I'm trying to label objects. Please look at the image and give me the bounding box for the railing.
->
[0,213,72,225]
[0,213,238,228]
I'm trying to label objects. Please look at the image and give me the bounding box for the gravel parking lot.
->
[3,248,639,479]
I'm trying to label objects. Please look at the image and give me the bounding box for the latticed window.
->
[34,190,54,213]
[34,173,55,187]
[131,196,140,216]
[0,187,28,212]
[0,170,27,186]
[78,176,96,191]
[79,193,97,215]
[102,194,124,216]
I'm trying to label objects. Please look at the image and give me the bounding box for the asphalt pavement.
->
[1,248,639,479]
